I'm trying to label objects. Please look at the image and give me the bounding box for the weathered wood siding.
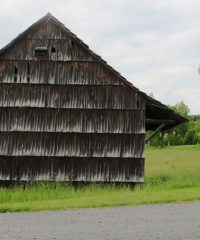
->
[0,17,146,182]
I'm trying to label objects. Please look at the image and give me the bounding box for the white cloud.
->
[0,0,200,114]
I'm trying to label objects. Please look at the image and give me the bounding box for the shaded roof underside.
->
[144,94,187,131]
[0,13,188,131]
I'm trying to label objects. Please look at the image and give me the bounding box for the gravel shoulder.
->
[0,202,200,240]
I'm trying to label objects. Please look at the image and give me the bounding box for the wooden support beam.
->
[146,119,175,125]
[145,123,166,144]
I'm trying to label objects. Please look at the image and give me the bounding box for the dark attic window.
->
[71,40,75,46]
[51,46,56,53]
[35,47,48,56]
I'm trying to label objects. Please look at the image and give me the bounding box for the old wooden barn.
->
[0,13,186,183]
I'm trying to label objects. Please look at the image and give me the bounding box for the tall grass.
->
[145,145,200,189]
[0,145,199,212]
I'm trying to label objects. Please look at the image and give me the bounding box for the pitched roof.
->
[0,13,187,130]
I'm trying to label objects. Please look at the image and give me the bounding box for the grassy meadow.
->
[0,145,200,212]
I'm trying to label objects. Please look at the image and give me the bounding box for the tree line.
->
[147,101,200,146]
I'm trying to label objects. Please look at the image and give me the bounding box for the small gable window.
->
[35,47,48,56]
[51,46,56,53]
[71,40,75,47]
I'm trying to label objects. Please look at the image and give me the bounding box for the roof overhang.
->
[143,94,188,131]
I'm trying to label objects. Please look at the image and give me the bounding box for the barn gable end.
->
[0,13,149,182]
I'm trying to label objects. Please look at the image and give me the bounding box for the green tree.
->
[185,120,200,145]
[165,101,190,146]
[171,101,190,116]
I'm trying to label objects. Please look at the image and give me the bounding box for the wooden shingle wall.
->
[0,18,145,182]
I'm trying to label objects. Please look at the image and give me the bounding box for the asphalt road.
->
[0,202,200,240]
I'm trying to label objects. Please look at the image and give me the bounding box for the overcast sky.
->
[0,0,200,114]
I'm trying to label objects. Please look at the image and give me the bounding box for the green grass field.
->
[0,145,200,212]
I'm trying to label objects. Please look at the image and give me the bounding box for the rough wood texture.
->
[0,14,145,183]
[0,108,145,133]
[0,61,123,85]
[0,83,144,109]
[0,156,144,182]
